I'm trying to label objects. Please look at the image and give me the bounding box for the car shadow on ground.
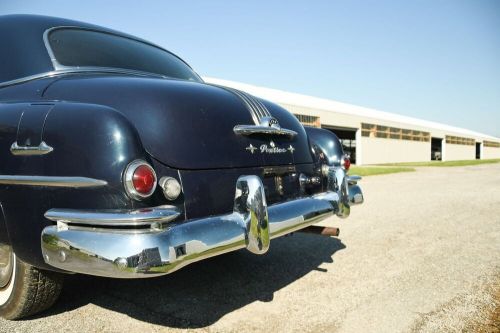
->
[35,233,345,328]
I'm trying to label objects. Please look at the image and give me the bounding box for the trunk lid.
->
[43,75,312,169]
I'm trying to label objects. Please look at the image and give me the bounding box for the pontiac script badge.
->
[245,141,295,154]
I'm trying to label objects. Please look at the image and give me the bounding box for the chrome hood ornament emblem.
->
[233,115,297,138]
[260,117,281,129]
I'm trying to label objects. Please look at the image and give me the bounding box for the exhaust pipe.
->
[299,226,340,237]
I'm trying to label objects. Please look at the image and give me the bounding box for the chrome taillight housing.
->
[123,160,157,200]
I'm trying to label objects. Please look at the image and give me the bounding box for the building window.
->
[361,123,430,142]
[445,135,475,146]
[294,114,321,128]
[484,140,500,148]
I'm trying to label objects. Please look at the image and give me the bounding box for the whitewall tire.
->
[0,244,64,320]
[0,251,16,305]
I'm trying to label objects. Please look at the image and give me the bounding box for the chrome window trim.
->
[0,26,203,88]
[0,175,107,188]
[0,68,178,89]
[0,70,62,88]
[42,26,203,81]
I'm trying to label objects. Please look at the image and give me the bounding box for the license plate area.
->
[262,165,302,204]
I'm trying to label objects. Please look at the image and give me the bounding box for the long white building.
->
[206,77,500,165]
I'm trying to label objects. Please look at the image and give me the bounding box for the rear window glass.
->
[47,28,201,82]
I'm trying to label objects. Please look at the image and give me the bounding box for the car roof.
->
[0,14,171,84]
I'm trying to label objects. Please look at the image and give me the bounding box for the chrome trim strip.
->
[10,141,54,156]
[0,176,107,188]
[234,125,298,137]
[0,69,170,89]
[0,71,61,88]
[227,88,271,124]
[45,206,180,227]
[210,85,272,125]
[40,168,362,278]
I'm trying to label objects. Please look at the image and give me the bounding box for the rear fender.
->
[0,101,154,268]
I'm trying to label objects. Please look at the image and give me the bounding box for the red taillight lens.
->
[132,165,156,194]
[124,160,157,200]
[343,157,351,171]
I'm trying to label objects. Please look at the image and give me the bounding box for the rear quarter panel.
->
[0,101,154,268]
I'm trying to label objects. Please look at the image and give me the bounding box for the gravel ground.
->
[1,164,499,332]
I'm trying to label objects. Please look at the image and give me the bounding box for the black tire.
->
[0,251,64,320]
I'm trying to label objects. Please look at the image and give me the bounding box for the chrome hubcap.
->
[0,244,14,289]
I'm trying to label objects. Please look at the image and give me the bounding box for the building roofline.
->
[204,77,499,142]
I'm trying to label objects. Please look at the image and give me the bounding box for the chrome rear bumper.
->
[41,168,363,278]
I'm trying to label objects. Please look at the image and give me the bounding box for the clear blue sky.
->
[2,0,499,137]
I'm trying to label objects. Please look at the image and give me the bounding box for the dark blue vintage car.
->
[0,14,363,319]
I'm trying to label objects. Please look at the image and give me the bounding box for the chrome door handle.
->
[10,141,54,156]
